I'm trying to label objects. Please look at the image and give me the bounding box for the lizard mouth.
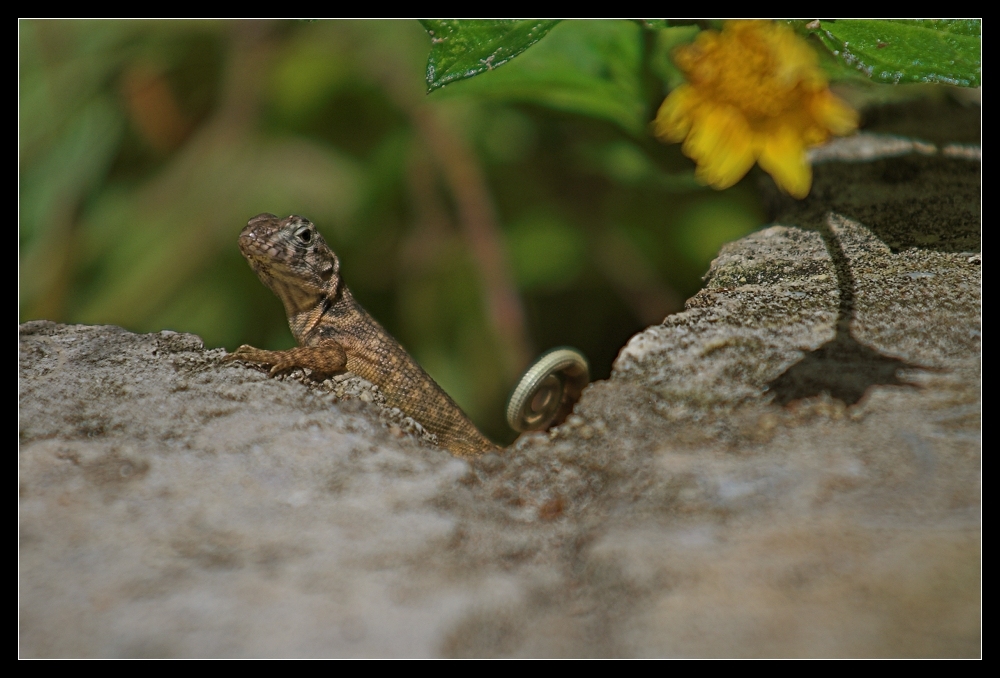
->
[237,225,296,271]
[238,236,271,265]
[236,212,334,312]
[237,225,329,301]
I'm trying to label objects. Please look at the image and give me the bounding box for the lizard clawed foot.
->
[223,344,347,378]
[223,346,298,375]
[223,345,270,363]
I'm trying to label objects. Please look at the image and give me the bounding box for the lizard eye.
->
[295,227,313,244]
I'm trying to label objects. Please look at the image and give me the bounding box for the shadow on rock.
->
[766,219,926,407]
[767,329,915,406]
[762,102,980,255]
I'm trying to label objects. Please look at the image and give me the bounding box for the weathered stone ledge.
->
[19,113,980,657]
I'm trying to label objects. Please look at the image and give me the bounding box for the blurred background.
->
[20,20,769,442]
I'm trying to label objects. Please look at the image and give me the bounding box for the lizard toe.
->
[268,362,296,376]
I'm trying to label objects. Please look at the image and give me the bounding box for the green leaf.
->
[421,20,560,92]
[812,19,980,87]
[884,19,982,37]
[428,21,648,137]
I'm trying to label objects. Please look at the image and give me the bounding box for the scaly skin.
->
[224,213,499,457]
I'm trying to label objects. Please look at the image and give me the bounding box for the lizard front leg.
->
[224,344,347,378]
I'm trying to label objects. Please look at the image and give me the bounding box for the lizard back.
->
[319,290,497,456]
[233,213,497,457]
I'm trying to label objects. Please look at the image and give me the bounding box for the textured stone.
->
[19,106,980,658]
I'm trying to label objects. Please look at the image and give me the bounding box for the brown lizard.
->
[224,213,501,457]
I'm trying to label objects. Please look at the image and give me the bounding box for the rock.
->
[19,109,979,657]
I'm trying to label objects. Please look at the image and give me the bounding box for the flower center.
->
[676,22,823,122]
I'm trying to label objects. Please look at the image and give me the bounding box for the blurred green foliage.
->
[431,20,650,136]
[20,19,774,442]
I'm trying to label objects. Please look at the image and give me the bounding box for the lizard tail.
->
[505,347,590,433]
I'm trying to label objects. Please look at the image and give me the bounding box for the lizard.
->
[224,213,588,458]
[224,213,497,456]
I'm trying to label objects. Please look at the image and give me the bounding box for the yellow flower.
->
[653,21,858,199]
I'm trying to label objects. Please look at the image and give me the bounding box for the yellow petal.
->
[758,126,811,198]
[683,105,755,189]
[652,20,859,200]
[785,109,830,148]
[810,91,859,137]
[653,85,696,143]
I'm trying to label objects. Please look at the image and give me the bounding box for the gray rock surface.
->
[20,107,980,657]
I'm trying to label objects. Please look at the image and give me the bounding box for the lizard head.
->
[238,213,341,312]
